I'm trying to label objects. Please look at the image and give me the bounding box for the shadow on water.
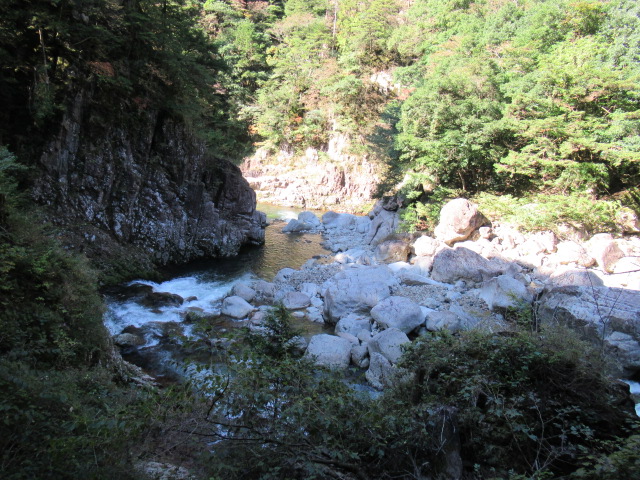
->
[162,221,330,282]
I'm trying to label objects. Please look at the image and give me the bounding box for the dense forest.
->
[1,0,639,479]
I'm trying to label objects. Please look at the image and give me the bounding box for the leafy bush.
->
[190,307,639,479]
[474,192,624,235]
[394,328,638,478]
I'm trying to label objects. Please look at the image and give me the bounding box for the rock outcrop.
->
[33,88,265,266]
[241,134,381,212]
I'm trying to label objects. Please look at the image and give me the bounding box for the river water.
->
[103,204,331,380]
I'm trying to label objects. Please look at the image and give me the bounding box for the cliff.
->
[241,132,383,213]
[32,87,265,272]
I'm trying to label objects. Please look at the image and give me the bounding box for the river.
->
[103,204,331,381]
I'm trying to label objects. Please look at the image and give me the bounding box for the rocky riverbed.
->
[109,198,640,410]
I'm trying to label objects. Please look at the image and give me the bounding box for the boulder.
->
[396,271,433,286]
[351,345,370,368]
[298,211,321,227]
[368,328,410,364]
[322,266,397,324]
[300,282,320,298]
[274,267,297,283]
[283,219,315,233]
[413,235,441,257]
[410,256,435,276]
[304,334,352,369]
[337,332,359,345]
[371,296,425,333]
[366,202,400,246]
[113,333,146,348]
[139,291,184,309]
[282,291,311,310]
[538,286,640,374]
[335,314,371,337]
[479,274,533,310]
[231,282,256,303]
[425,311,463,333]
[252,280,277,302]
[434,199,488,246]
[431,247,503,284]
[374,239,411,263]
[604,332,640,376]
[322,211,357,230]
[365,352,395,390]
[550,268,604,287]
[221,295,254,319]
[586,233,624,274]
[554,241,596,268]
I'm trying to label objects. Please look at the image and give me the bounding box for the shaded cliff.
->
[32,87,265,274]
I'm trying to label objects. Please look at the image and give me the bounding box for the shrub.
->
[474,192,624,235]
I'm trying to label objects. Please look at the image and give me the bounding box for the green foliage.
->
[0,147,152,478]
[392,0,639,202]
[394,328,638,478]
[194,308,639,479]
[400,186,462,232]
[474,191,624,235]
[0,360,148,479]
[0,0,258,162]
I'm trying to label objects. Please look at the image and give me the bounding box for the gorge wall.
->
[241,132,384,213]
[32,87,265,270]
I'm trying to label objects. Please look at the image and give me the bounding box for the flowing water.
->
[103,204,331,380]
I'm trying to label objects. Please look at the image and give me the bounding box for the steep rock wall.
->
[33,88,265,267]
[241,132,382,212]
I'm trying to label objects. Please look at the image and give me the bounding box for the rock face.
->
[241,136,381,212]
[33,89,265,266]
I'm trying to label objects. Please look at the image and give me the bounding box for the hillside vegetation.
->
[233,0,639,228]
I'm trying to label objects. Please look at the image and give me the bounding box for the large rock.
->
[366,198,402,246]
[304,334,352,369]
[221,296,254,319]
[586,233,624,274]
[425,310,463,333]
[251,280,277,302]
[139,292,184,309]
[365,352,396,390]
[604,332,640,376]
[322,211,357,230]
[431,247,503,284]
[434,199,488,246]
[413,235,441,257]
[335,314,372,337]
[479,274,533,310]
[32,92,265,266]
[554,241,596,268]
[370,296,425,334]
[374,239,411,263]
[231,282,256,303]
[283,219,314,233]
[537,286,640,375]
[298,211,321,227]
[322,266,397,324]
[550,268,604,287]
[282,291,311,310]
[368,328,410,364]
